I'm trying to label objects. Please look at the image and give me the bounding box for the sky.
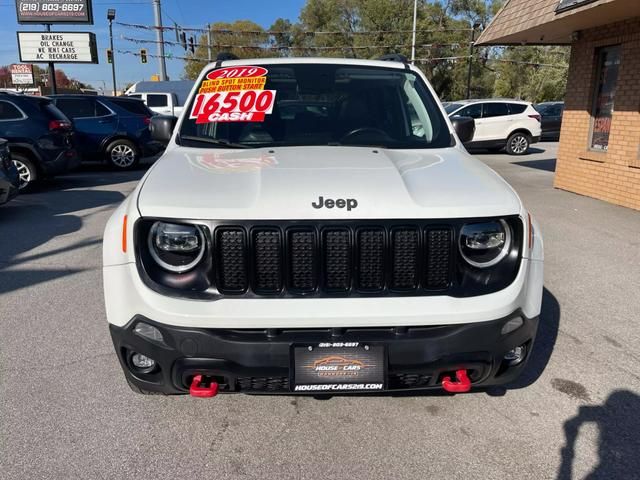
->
[0,0,306,92]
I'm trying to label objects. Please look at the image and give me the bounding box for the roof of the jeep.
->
[206,57,410,72]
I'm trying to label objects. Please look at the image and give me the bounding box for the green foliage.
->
[493,46,569,102]
[181,0,568,102]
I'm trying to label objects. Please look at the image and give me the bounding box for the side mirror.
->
[451,116,475,144]
[150,115,178,144]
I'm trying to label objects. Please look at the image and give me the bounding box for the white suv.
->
[103,58,544,397]
[445,100,542,155]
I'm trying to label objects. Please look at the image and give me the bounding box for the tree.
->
[493,46,569,102]
[179,0,568,101]
[183,20,271,80]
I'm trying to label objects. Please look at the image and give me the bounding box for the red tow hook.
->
[442,369,472,393]
[189,375,219,398]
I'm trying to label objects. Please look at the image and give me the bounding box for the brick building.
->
[477,0,640,211]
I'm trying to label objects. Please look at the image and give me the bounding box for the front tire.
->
[506,133,530,156]
[106,139,140,170]
[12,153,39,193]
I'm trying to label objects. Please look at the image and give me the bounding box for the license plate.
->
[292,343,385,393]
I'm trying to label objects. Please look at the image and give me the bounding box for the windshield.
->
[444,103,463,114]
[178,63,452,149]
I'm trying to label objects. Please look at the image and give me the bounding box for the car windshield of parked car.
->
[178,63,452,149]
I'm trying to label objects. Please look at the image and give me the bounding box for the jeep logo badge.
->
[312,196,358,211]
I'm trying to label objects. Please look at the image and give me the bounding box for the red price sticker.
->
[190,89,277,124]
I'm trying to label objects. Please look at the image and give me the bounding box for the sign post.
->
[10,64,34,86]
[45,24,57,94]
[15,0,93,25]
[14,0,95,95]
[17,31,98,64]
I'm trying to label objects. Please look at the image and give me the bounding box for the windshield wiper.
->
[179,135,252,149]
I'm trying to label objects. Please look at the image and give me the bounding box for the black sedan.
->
[0,139,19,205]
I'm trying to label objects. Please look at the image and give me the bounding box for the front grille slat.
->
[357,228,385,291]
[425,228,453,290]
[323,229,352,292]
[216,228,248,293]
[288,230,317,292]
[391,228,419,290]
[252,229,283,294]
[213,222,455,297]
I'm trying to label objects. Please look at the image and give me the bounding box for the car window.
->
[483,103,510,118]
[147,94,169,107]
[455,104,482,119]
[96,101,112,117]
[444,103,463,114]
[111,98,152,116]
[39,101,70,121]
[55,98,96,118]
[0,101,24,120]
[179,63,452,150]
[508,104,527,114]
[128,94,142,99]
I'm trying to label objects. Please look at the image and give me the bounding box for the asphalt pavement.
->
[1,144,639,480]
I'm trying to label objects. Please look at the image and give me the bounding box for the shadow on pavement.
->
[0,164,142,294]
[37,162,150,192]
[472,146,547,156]
[557,390,640,480]
[512,158,557,172]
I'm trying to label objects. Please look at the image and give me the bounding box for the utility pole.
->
[152,0,168,81]
[411,0,418,64]
[45,24,57,95]
[108,9,117,96]
[207,24,213,62]
[466,22,480,99]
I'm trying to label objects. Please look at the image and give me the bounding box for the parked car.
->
[104,57,544,397]
[0,91,79,192]
[534,101,564,141]
[0,138,19,204]
[50,95,164,170]
[125,80,194,117]
[444,99,542,155]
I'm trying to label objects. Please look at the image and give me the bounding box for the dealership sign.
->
[16,0,93,24]
[17,32,98,64]
[10,64,34,85]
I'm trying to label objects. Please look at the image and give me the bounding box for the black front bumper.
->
[110,311,539,395]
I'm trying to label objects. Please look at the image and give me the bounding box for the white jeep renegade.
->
[103,57,544,396]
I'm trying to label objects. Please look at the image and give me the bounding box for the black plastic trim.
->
[134,216,524,301]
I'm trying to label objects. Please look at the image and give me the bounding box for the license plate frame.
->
[291,343,386,393]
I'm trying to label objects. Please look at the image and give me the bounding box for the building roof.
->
[476,0,640,45]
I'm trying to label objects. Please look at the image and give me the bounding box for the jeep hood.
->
[137,146,522,220]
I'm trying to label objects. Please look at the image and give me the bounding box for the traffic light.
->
[189,36,195,54]
[106,49,113,64]
[180,32,187,51]
[140,49,148,64]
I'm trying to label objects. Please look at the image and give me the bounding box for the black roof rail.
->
[377,53,409,65]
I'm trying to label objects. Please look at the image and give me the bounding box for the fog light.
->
[504,345,526,366]
[134,322,165,344]
[501,316,524,335]
[131,353,156,371]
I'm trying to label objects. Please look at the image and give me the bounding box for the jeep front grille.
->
[214,223,453,297]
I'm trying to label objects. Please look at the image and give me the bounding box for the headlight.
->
[459,220,511,268]
[148,221,206,273]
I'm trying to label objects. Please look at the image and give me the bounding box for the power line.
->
[114,21,472,35]
[120,35,469,51]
